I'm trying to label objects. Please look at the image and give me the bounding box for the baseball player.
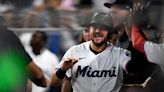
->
[50,12,131,92]
[104,1,158,91]
[130,0,164,91]
[130,0,164,72]
[131,24,164,92]
[132,26,164,71]
[131,25,163,78]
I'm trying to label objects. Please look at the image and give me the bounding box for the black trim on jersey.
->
[89,45,105,54]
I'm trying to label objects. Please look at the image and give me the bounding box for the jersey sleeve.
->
[55,46,76,78]
[131,25,145,53]
[119,49,131,70]
[144,41,164,66]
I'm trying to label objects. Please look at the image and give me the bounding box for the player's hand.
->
[46,79,50,86]
[133,1,144,12]
[131,0,150,27]
[61,57,78,71]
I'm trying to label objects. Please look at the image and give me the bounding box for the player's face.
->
[30,33,45,49]
[90,26,109,46]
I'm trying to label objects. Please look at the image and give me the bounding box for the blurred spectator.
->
[79,27,90,43]
[32,0,44,8]
[21,11,41,28]
[10,0,33,9]
[75,0,93,11]
[45,0,61,9]
[30,0,61,28]
[25,31,59,92]
[0,0,33,10]
[78,14,92,43]
[0,0,13,13]
[0,0,94,29]
[59,0,76,11]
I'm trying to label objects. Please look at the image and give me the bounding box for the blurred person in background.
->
[104,0,158,92]
[0,16,47,92]
[25,31,59,92]
[32,0,44,11]
[19,0,61,28]
[131,0,164,62]
[0,0,13,13]
[130,0,164,91]
[59,0,76,11]
[79,14,92,43]
[79,27,91,43]
[0,0,33,10]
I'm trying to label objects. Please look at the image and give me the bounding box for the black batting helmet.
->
[89,12,114,31]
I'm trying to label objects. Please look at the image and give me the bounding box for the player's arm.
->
[27,79,32,92]
[14,34,48,87]
[119,49,131,73]
[61,77,72,92]
[131,25,146,53]
[50,57,78,87]
[144,42,164,65]
[131,25,164,65]
[26,62,47,87]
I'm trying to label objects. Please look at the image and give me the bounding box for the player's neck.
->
[90,42,107,54]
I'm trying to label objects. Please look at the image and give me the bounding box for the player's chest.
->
[71,54,120,78]
[73,49,119,68]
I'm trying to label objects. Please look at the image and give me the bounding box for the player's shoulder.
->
[70,41,90,50]
[110,45,129,53]
[110,45,126,50]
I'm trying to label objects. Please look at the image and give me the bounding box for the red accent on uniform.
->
[131,25,145,53]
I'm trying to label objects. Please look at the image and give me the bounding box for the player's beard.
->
[91,32,108,46]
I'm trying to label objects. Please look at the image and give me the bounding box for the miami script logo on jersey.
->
[76,66,116,77]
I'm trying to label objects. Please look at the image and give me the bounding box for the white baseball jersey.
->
[144,41,164,72]
[56,41,131,92]
[26,47,59,92]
